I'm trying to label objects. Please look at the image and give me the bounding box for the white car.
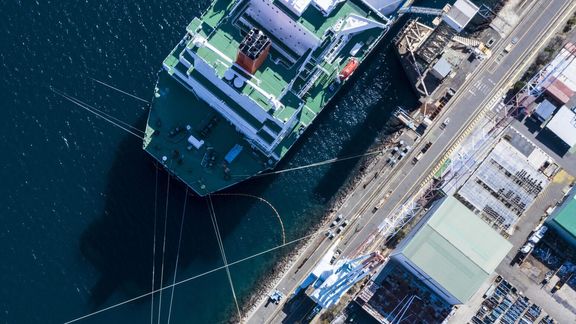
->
[520,242,534,254]
[441,117,450,129]
[529,225,548,244]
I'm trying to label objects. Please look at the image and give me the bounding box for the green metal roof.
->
[402,196,512,303]
[550,190,576,240]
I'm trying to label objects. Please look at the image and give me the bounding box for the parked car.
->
[440,117,450,129]
[520,242,534,254]
[529,225,548,244]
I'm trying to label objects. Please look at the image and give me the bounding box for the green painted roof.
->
[402,196,512,303]
[550,190,576,239]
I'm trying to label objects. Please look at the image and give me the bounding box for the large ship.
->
[143,0,411,196]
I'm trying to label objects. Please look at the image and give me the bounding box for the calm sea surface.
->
[0,0,493,323]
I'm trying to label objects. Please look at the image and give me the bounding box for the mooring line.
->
[63,230,318,324]
[54,87,144,134]
[89,77,150,104]
[50,87,144,139]
[149,166,159,324]
[213,193,286,245]
[207,195,242,321]
[166,187,188,324]
[233,149,381,178]
[156,170,171,324]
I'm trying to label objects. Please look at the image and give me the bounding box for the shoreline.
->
[239,128,403,323]
[237,0,539,321]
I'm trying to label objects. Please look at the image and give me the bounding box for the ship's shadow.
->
[79,14,416,313]
[79,115,276,310]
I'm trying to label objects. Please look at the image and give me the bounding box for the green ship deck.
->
[143,0,410,195]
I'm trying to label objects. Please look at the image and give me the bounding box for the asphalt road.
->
[246,1,576,322]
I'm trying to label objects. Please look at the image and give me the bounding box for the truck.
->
[373,198,385,213]
[412,152,424,165]
[412,141,433,165]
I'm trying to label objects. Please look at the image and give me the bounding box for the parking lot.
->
[470,276,556,324]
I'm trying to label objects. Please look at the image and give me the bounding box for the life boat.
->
[338,58,359,81]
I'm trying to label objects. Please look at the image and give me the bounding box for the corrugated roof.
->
[443,0,478,32]
[551,190,576,239]
[534,99,557,122]
[546,106,576,147]
[545,78,574,104]
[432,57,452,79]
[401,196,512,302]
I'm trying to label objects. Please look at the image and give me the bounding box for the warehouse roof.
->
[401,196,512,303]
[534,99,557,122]
[546,106,576,147]
[443,0,479,32]
[431,57,452,79]
[550,188,576,241]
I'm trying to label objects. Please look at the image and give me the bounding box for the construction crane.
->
[452,35,492,58]
[501,42,576,121]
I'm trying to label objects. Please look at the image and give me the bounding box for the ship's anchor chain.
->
[212,193,286,245]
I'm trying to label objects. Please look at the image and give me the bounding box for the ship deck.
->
[144,72,267,195]
[144,0,402,195]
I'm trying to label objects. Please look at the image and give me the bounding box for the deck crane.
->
[400,3,509,31]
[397,6,445,16]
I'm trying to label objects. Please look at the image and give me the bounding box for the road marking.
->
[364,0,575,253]
[248,1,576,322]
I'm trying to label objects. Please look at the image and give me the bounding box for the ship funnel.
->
[236,28,271,74]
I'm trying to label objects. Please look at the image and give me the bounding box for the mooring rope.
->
[89,77,150,104]
[63,228,319,324]
[212,193,286,245]
[50,87,144,139]
[155,171,171,324]
[233,149,381,178]
[149,166,159,324]
[166,187,188,324]
[207,195,242,321]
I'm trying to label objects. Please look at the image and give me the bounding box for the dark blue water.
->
[0,0,490,323]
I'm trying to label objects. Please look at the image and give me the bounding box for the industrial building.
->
[356,260,452,323]
[533,99,558,123]
[394,0,483,98]
[442,0,479,33]
[544,105,576,150]
[541,43,576,105]
[389,196,512,305]
[456,134,551,235]
[547,186,576,247]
